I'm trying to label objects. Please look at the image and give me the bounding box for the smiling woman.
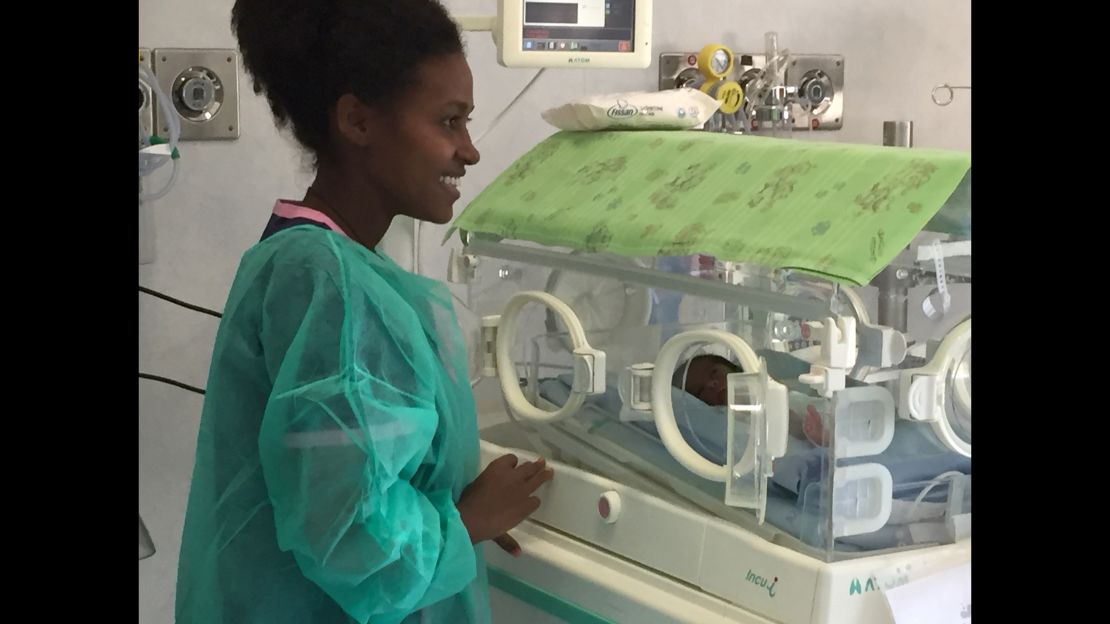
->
[173,2,554,624]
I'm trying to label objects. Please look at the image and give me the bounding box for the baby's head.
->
[673,354,742,406]
[675,353,831,447]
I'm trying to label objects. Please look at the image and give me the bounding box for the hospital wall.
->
[138,0,970,621]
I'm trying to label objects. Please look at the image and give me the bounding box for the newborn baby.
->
[674,354,828,446]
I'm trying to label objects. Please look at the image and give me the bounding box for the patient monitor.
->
[455,0,653,69]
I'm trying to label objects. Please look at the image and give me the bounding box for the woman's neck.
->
[299,165,394,250]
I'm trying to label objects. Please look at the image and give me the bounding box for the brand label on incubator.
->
[745,569,778,598]
[849,576,879,595]
[850,565,912,596]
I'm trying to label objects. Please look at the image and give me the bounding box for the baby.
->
[674,354,829,447]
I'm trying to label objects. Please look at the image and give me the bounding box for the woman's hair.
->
[231,0,464,164]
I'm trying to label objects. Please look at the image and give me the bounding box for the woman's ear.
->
[334,93,382,148]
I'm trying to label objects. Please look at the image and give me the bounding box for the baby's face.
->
[682,357,735,406]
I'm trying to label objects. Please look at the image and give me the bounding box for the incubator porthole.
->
[947,345,971,443]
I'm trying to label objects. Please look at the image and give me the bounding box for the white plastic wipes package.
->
[541,89,721,131]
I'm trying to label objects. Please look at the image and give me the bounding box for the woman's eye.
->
[445,116,473,129]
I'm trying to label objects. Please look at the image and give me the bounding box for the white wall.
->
[138,1,970,622]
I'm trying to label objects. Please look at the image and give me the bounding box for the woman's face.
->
[360,53,481,224]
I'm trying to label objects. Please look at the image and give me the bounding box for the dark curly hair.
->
[231,0,463,165]
[672,354,743,390]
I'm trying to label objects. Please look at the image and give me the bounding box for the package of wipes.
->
[541,88,721,131]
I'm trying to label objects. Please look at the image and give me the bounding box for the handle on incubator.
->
[651,329,769,482]
[496,291,606,423]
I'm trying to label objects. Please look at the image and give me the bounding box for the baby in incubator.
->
[674,354,829,447]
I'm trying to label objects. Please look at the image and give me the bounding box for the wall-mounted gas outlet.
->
[152,48,240,141]
[139,48,153,143]
[659,51,844,130]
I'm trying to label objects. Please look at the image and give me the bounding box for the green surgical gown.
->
[175,225,489,624]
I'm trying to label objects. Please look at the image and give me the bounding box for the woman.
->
[175,1,552,622]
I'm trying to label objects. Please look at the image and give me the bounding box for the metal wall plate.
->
[788,53,844,130]
[659,51,844,130]
[139,48,153,144]
[152,48,240,141]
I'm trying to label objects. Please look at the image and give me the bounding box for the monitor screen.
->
[520,1,636,53]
